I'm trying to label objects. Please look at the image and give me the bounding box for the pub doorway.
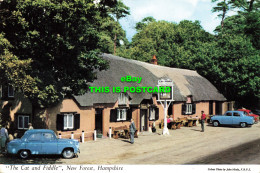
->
[95,108,103,134]
[140,109,148,132]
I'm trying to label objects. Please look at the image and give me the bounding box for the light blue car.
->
[211,111,254,128]
[7,129,80,159]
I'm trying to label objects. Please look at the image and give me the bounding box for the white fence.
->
[57,128,113,143]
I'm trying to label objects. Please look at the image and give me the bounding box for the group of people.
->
[129,111,206,145]
[166,111,207,132]
[0,112,206,148]
[0,123,33,153]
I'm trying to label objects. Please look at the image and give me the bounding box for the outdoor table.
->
[113,130,119,139]
[187,118,198,127]
[169,121,176,129]
[175,121,182,129]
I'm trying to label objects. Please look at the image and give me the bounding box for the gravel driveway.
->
[1,123,260,164]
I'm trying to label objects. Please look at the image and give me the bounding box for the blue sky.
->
[120,0,222,41]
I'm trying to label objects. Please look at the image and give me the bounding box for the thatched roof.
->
[74,54,226,106]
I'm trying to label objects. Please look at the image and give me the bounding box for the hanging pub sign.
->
[157,79,174,101]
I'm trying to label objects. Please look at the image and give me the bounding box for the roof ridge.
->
[101,53,198,74]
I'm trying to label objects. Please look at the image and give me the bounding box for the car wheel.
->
[62,149,74,159]
[19,150,30,159]
[240,122,247,128]
[213,121,219,127]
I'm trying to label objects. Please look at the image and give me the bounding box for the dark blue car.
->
[7,129,80,159]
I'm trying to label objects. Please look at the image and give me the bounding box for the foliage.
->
[120,16,260,107]
[97,15,129,54]
[0,0,120,107]
[0,33,38,98]
[108,0,130,55]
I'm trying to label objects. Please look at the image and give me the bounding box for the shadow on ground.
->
[186,139,260,164]
[0,154,65,164]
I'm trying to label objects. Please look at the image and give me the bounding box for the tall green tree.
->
[0,33,38,98]
[108,0,130,55]
[0,0,118,107]
[121,17,259,108]
[212,0,231,29]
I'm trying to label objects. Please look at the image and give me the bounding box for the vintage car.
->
[211,111,254,128]
[7,129,80,159]
[237,109,259,123]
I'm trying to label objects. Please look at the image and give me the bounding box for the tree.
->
[0,0,119,107]
[0,33,38,98]
[109,0,130,55]
[97,15,129,54]
[121,17,260,108]
[212,0,231,29]
[124,19,212,67]
[214,0,260,49]
[135,16,156,31]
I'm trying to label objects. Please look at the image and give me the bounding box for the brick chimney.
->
[150,55,158,65]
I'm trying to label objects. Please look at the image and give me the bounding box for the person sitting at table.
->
[167,116,171,129]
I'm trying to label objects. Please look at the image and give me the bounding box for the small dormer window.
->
[118,93,128,105]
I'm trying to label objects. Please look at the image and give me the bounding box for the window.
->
[233,113,240,117]
[64,113,74,130]
[42,133,55,140]
[28,133,41,141]
[117,109,127,121]
[186,104,193,114]
[18,115,29,129]
[118,93,128,105]
[243,111,249,116]
[57,113,80,131]
[182,103,196,115]
[8,85,14,97]
[149,107,156,120]
[225,112,232,116]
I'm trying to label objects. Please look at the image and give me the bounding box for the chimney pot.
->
[151,55,158,65]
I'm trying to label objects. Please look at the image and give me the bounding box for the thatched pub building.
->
[1,54,230,140]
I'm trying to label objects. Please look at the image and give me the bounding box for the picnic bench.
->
[169,120,182,129]
[111,126,138,139]
[187,118,198,127]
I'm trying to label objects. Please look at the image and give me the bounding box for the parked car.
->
[237,109,259,123]
[211,111,254,128]
[7,129,80,159]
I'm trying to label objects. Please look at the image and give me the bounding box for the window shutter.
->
[110,109,117,122]
[182,104,186,115]
[14,115,18,130]
[192,103,196,114]
[74,114,80,130]
[155,107,159,120]
[127,108,132,121]
[56,114,64,131]
[149,107,151,120]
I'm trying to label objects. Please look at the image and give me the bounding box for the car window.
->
[233,113,240,117]
[225,112,232,116]
[42,133,55,141]
[28,133,42,141]
[244,111,249,116]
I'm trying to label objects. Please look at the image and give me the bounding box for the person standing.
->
[201,111,206,132]
[28,123,34,130]
[0,124,9,153]
[129,119,136,144]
